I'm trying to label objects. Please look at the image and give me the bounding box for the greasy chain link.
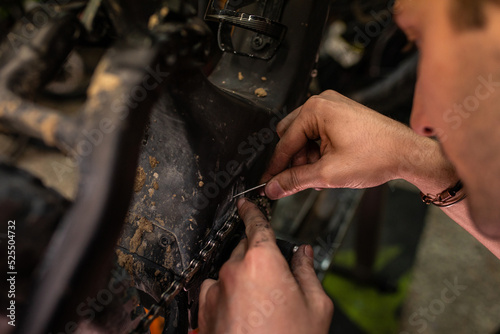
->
[130,213,239,333]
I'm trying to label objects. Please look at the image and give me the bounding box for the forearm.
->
[396,134,500,258]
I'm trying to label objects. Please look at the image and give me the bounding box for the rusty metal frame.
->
[0,3,207,333]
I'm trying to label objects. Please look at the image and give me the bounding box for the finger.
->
[292,141,321,167]
[306,141,321,164]
[260,106,303,187]
[264,161,325,200]
[291,145,309,167]
[278,92,334,137]
[319,89,344,100]
[276,106,302,137]
[262,142,320,195]
[260,131,309,183]
[261,109,320,183]
[237,198,277,249]
[226,238,248,263]
[291,245,325,297]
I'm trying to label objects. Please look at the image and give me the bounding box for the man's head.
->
[395,0,500,237]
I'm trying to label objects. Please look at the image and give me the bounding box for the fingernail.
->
[237,197,246,209]
[304,245,314,259]
[267,181,284,199]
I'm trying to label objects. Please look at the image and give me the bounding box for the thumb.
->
[199,278,218,313]
[265,163,322,200]
[291,245,325,297]
[198,279,218,331]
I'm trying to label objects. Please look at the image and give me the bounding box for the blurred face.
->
[395,0,500,237]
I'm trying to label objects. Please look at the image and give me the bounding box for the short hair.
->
[452,0,500,30]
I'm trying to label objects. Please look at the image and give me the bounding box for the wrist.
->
[395,134,458,194]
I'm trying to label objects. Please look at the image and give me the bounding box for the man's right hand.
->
[260,90,500,258]
[261,90,457,199]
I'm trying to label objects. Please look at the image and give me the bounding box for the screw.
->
[252,35,265,50]
[160,236,170,247]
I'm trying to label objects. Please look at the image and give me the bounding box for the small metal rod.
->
[232,183,267,199]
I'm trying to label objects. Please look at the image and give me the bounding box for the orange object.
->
[143,307,165,334]
[143,306,199,333]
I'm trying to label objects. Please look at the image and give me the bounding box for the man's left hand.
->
[198,198,333,334]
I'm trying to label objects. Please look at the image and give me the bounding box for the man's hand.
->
[261,90,457,199]
[198,198,333,334]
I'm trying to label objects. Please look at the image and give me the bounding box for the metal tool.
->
[232,183,267,199]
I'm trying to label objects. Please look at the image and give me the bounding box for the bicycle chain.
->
[130,211,240,333]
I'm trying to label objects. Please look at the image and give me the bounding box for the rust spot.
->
[149,156,160,168]
[155,217,165,226]
[153,181,159,190]
[116,249,135,277]
[129,217,153,253]
[163,245,173,269]
[137,242,146,256]
[254,88,267,98]
[134,167,146,192]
